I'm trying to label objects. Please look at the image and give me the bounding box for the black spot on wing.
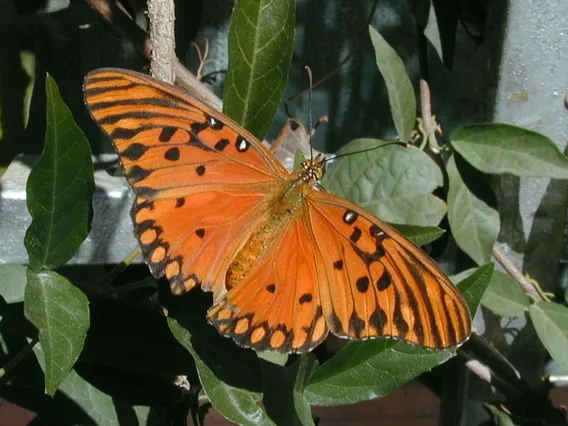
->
[164,147,180,161]
[159,126,177,142]
[120,143,148,161]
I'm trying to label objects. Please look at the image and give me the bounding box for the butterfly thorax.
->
[225,159,323,289]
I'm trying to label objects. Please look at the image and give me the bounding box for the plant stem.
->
[0,337,39,380]
[95,246,142,290]
[147,0,176,83]
[492,247,544,302]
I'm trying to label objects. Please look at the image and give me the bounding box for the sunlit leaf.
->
[529,302,568,373]
[223,0,295,140]
[451,123,568,179]
[325,140,446,226]
[447,154,499,264]
[369,26,416,142]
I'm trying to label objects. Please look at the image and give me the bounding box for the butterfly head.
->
[299,154,326,182]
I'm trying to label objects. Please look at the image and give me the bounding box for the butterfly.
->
[83,68,471,354]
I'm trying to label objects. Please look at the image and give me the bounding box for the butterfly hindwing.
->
[207,216,328,353]
[307,190,471,349]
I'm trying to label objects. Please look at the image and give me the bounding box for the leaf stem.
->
[0,337,39,380]
[95,246,142,290]
[491,247,545,302]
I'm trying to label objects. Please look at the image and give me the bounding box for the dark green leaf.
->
[483,403,516,426]
[263,355,317,426]
[529,302,568,373]
[305,339,454,406]
[304,276,479,407]
[481,270,530,317]
[369,26,416,142]
[447,154,500,264]
[31,344,153,426]
[168,317,275,426]
[0,264,27,303]
[24,269,89,395]
[389,224,445,246]
[450,123,568,179]
[24,75,94,271]
[454,262,494,315]
[293,355,318,426]
[223,0,295,140]
[324,139,446,226]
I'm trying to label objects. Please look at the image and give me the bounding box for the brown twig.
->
[147,0,176,83]
[86,0,222,110]
[492,247,544,302]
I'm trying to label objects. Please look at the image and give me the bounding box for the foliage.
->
[0,1,567,425]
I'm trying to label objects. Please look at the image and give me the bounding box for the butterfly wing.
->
[307,190,471,349]
[84,68,287,296]
[207,215,328,353]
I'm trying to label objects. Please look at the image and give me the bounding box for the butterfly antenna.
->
[324,142,407,163]
[305,65,314,162]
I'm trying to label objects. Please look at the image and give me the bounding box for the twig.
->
[492,247,544,302]
[458,348,523,398]
[86,0,222,110]
[95,246,142,290]
[419,79,442,153]
[147,0,176,83]
[0,337,39,380]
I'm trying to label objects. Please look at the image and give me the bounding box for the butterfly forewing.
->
[83,69,286,296]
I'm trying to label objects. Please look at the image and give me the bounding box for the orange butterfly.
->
[83,68,471,354]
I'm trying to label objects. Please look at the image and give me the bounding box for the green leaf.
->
[30,345,152,426]
[389,224,445,246]
[24,269,90,395]
[455,262,494,315]
[369,26,416,142]
[450,123,568,179]
[483,403,516,426]
[305,340,454,406]
[293,148,306,171]
[24,75,94,271]
[293,355,318,426]
[168,317,275,426]
[304,274,480,407]
[0,265,27,304]
[258,351,288,366]
[223,0,295,140]
[481,270,530,317]
[447,154,500,264]
[324,139,446,226]
[528,302,568,374]
[263,355,317,426]
[423,4,444,62]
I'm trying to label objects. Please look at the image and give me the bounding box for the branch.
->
[492,247,544,302]
[86,0,222,111]
[147,0,176,83]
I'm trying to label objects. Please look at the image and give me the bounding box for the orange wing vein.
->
[307,190,471,349]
